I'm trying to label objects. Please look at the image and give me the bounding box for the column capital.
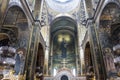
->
[33,20,41,29]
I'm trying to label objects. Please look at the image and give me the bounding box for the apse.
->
[49,16,78,76]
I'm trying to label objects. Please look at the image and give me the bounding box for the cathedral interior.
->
[0,0,120,80]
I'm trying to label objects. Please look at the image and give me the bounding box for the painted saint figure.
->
[60,38,67,58]
[19,51,25,74]
[104,48,116,77]
[14,52,21,75]
[14,51,25,75]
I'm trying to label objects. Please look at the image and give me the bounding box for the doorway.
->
[85,42,95,80]
[61,75,68,80]
[35,43,44,80]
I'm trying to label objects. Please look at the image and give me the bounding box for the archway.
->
[49,16,79,76]
[84,42,95,80]
[34,43,44,80]
[0,33,10,46]
[61,75,68,80]
[54,69,74,80]
[2,6,29,48]
[99,3,120,78]
[0,6,29,76]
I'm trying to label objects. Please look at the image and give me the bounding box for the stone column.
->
[77,23,85,76]
[25,22,40,80]
[44,47,49,76]
[79,47,84,75]
[49,56,53,76]
[44,26,50,76]
[76,54,79,76]
[49,40,53,76]
[88,20,107,80]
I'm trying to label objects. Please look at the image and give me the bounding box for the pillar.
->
[25,22,40,80]
[44,26,50,76]
[44,47,49,76]
[80,47,84,75]
[49,41,53,76]
[88,19,107,80]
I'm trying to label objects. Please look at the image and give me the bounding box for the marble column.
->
[88,20,107,80]
[25,22,40,80]
[44,47,49,76]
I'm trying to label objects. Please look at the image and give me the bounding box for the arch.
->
[34,43,44,80]
[0,33,10,46]
[36,43,44,68]
[50,16,77,27]
[98,2,120,78]
[97,1,120,27]
[84,42,93,72]
[54,14,76,21]
[54,70,74,80]
[1,5,29,76]
[2,5,29,48]
[100,1,120,17]
[0,33,10,41]
[61,75,68,80]
[99,3,120,48]
[8,1,22,10]
[3,5,28,28]
[49,16,79,76]
[2,1,28,25]
[84,42,95,79]
[100,3,120,23]
[50,16,78,35]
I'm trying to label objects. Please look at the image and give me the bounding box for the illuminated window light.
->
[73,69,76,76]
[54,68,57,76]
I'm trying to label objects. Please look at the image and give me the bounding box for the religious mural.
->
[0,0,120,80]
[99,3,120,78]
[52,32,76,71]
[0,5,29,79]
[49,16,78,77]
